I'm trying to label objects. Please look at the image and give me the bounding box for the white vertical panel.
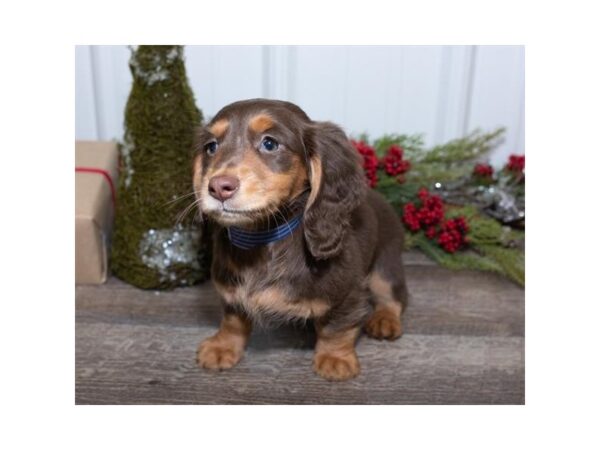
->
[468,46,525,165]
[75,46,98,140]
[89,45,131,141]
[262,45,297,101]
[293,46,348,124]
[387,46,445,146]
[186,45,263,121]
[343,46,393,139]
[185,46,217,118]
[434,45,474,144]
[295,46,447,142]
[75,45,524,166]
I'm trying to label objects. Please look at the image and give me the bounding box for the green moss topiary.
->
[111,45,209,289]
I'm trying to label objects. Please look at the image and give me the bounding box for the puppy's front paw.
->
[364,308,403,340]
[313,351,360,381]
[196,336,243,370]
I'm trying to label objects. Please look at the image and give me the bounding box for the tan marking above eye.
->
[208,119,229,138]
[249,114,274,134]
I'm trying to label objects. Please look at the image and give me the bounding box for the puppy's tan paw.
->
[364,309,403,340]
[196,337,243,370]
[313,351,360,381]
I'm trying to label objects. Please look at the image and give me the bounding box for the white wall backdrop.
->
[75,45,524,166]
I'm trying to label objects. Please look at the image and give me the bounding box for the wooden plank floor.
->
[76,251,524,404]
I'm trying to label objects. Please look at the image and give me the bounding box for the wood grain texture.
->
[76,251,524,404]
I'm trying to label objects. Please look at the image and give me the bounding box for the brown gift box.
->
[75,141,119,284]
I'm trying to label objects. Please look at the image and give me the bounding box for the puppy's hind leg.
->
[364,242,408,341]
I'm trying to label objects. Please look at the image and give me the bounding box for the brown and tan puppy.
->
[193,99,409,381]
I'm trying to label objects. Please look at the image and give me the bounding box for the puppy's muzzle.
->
[208,175,240,202]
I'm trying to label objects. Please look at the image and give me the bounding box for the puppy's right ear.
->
[302,121,367,260]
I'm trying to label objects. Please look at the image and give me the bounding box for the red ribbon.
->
[76,167,117,207]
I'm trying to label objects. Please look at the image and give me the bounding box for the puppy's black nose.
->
[208,175,240,202]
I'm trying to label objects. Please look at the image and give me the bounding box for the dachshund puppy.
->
[193,99,408,381]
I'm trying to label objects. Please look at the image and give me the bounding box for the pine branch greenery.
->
[356,127,524,287]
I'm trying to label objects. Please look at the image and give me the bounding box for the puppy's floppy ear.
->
[303,121,367,260]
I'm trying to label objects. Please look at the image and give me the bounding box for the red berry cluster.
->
[382,145,411,177]
[402,188,469,253]
[506,154,525,173]
[437,217,469,253]
[402,203,421,231]
[352,140,379,187]
[352,140,414,187]
[473,163,494,178]
[402,188,445,231]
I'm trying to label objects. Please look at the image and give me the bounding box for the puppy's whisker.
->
[269,205,281,229]
[164,191,200,207]
[276,211,291,232]
[292,187,311,204]
[175,201,195,221]
[272,205,293,233]
[264,203,273,230]
[191,210,204,225]
[175,198,201,226]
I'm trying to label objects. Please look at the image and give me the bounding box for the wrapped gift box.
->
[75,141,119,284]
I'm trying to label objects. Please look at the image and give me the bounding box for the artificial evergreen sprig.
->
[352,128,525,286]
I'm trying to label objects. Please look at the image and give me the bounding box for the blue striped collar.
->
[227,214,303,250]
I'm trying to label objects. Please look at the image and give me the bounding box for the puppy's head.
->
[193,99,366,259]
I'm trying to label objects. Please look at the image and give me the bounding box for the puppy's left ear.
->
[303,121,367,260]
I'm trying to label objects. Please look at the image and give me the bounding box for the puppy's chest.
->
[213,270,329,320]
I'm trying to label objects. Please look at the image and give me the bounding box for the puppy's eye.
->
[260,137,279,152]
[204,141,218,155]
